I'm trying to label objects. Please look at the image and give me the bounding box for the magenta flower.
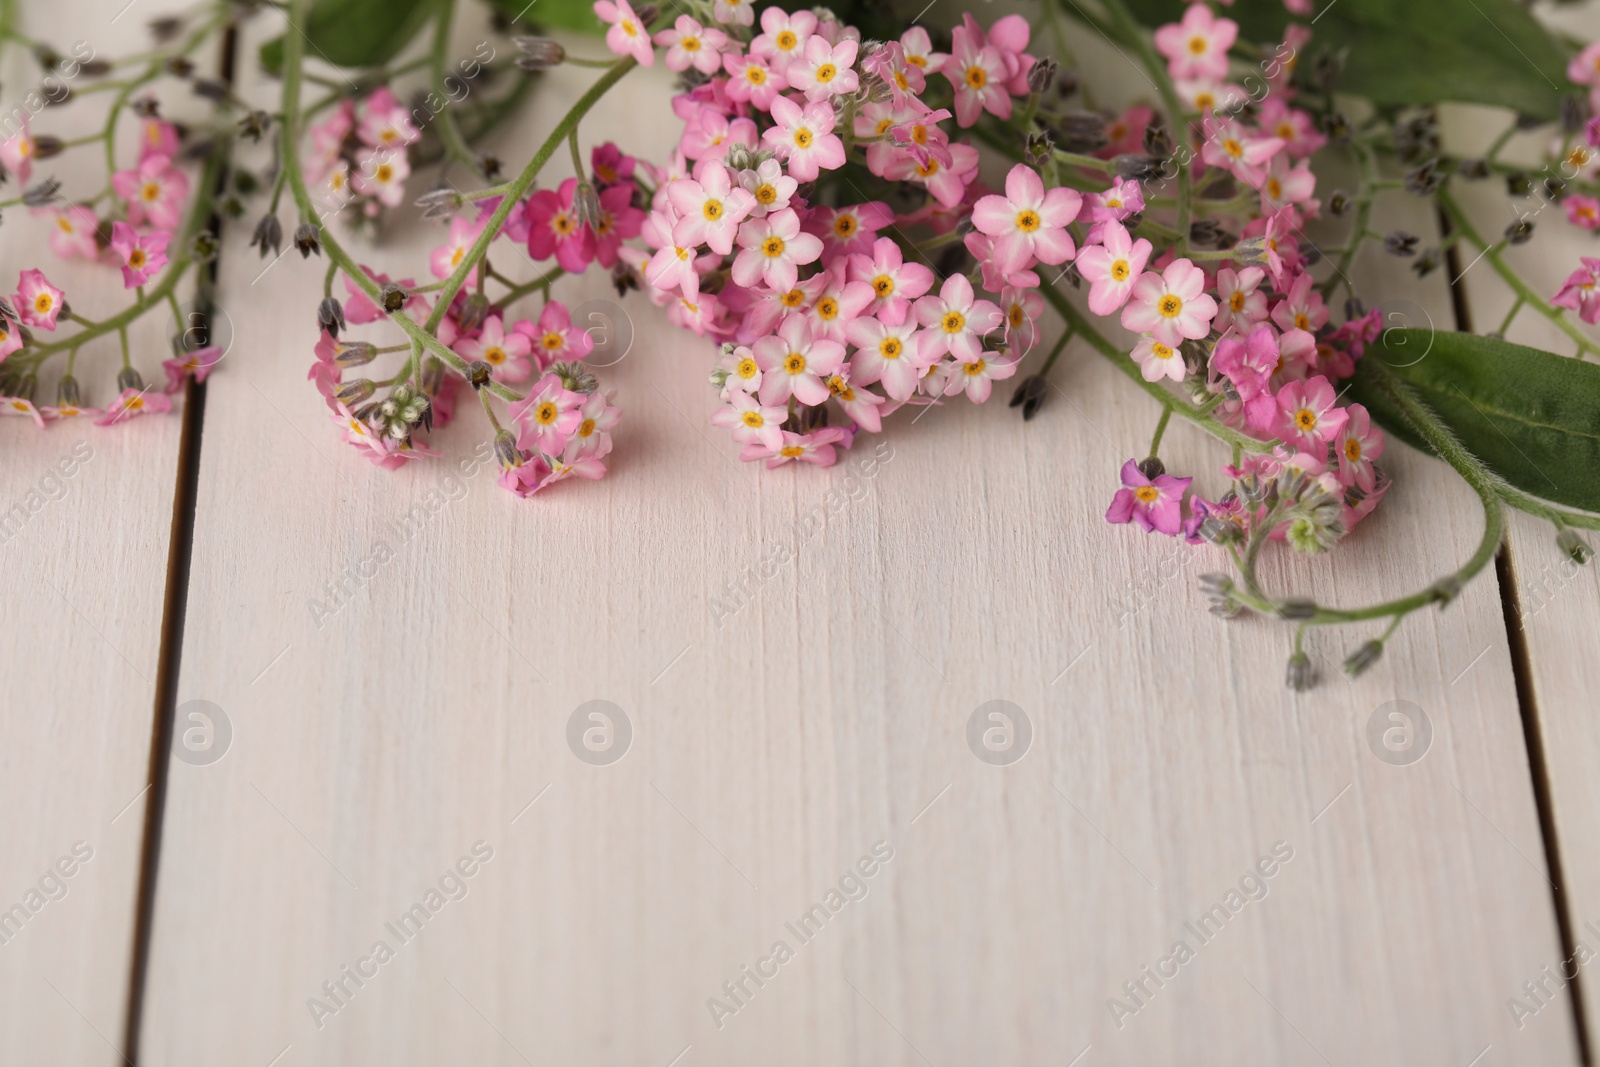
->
[111,153,190,229]
[1075,221,1152,316]
[1121,258,1217,347]
[761,96,845,182]
[525,178,596,272]
[1106,459,1192,535]
[1275,375,1349,453]
[972,163,1082,275]
[595,0,655,66]
[1553,258,1600,323]
[1210,325,1282,431]
[1568,195,1600,231]
[15,268,65,330]
[110,223,171,289]
[519,300,595,369]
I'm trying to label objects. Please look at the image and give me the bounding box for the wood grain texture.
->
[132,15,1578,1066]
[0,2,210,1062]
[1443,91,1600,1038]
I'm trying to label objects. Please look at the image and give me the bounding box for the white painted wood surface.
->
[1443,96,1600,1038]
[123,15,1582,1066]
[0,2,211,1062]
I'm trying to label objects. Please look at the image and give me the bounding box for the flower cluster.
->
[302,87,420,218]
[611,3,1054,465]
[0,71,211,430]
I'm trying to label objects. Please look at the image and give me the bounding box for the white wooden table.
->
[3,3,1598,1065]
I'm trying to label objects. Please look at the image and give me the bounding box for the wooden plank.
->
[1443,91,1600,1040]
[138,17,1577,1065]
[0,3,211,1062]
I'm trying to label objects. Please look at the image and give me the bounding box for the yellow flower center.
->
[872,274,894,297]
[1188,35,1207,54]
[737,357,758,379]
[747,66,767,85]
[141,182,161,201]
[781,287,806,307]
[1151,342,1175,360]
[1135,485,1159,503]
[703,199,724,220]
[816,297,839,319]
[128,249,147,268]
[34,294,53,313]
[776,30,797,50]
[963,359,986,376]
[783,352,806,374]
[485,347,506,364]
[126,396,145,411]
[816,63,836,83]
[1008,305,1024,327]
[762,236,786,257]
[1223,138,1243,159]
[755,184,777,205]
[793,128,814,149]
[1345,438,1362,462]
[1111,260,1130,281]
[741,410,764,428]
[942,310,964,333]
[1015,210,1040,233]
[1158,295,1183,318]
[1295,408,1317,430]
[542,332,564,350]
[780,444,805,457]
[880,337,902,359]
[621,18,638,36]
[965,66,987,90]
[536,401,559,424]
[833,215,856,237]
[375,164,394,183]
[682,36,701,51]
[1229,291,1245,312]
[578,418,596,437]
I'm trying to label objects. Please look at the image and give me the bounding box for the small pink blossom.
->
[1213,266,1268,335]
[140,118,181,161]
[944,350,1018,403]
[1131,336,1187,383]
[736,158,797,217]
[913,274,1002,363]
[162,345,223,393]
[762,96,845,182]
[1567,195,1600,231]
[110,222,170,289]
[351,146,409,207]
[972,163,1082,275]
[1210,325,1281,430]
[944,18,1012,127]
[786,35,860,101]
[848,237,935,325]
[458,315,534,382]
[1106,458,1192,535]
[519,300,596,369]
[846,315,925,401]
[731,207,823,293]
[510,373,585,455]
[37,204,101,261]
[15,268,64,330]
[0,117,34,184]
[596,0,655,65]
[1275,375,1349,452]
[430,216,485,281]
[754,316,845,406]
[111,153,190,229]
[711,389,787,450]
[1121,258,1217,347]
[1076,221,1152,316]
[751,7,817,72]
[668,162,757,255]
[1552,257,1600,323]
[655,16,730,74]
[744,426,849,467]
[1335,403,1385,492]
[723,52,787,109]
[1270,272,1329,334]
[95,388,173,427]
[526,178,596,272]
[1,395,45,428]
[1154,3,1237,82]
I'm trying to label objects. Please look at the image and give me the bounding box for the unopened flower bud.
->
[1026,56,1057,95]
[514,36,565,70]
[1322,111,1351,143]
[420,356,446,397]
[1328,189,1352,217]
[117,367,145,393]
[1285,652,1315,692]
[1343,640,1384,677]
[1024,130,1054,169]
[56,374,80,408]
[1557,526,1594,565]
[1009,374,1047,420]
[1505,218,1534,245]
[1412,248,1441,277]
[32,135,63,160]
[634,3,659,25]
[1277,598,1318,621]
[1231,236,1268,265]
[1561,93,1586,135]
[333,341,377,368]
[550,360,597,393]
[251,214,282,257]
[237,110,272,142]
[1114,154,1167,183]
[192,77,229,101]
[166,56,194,78]
[1458,157,1490,180]
[1056,111,1107,153]
[334,378,376,405]
[79,59,112,78]
[467,361,492,389]
[294,223,321,258]
[189,229,219,263]
[1404,159,1443,196]
[1136,456,1165,480]
[380,283,408,314]
[318,297,345,337]
[1143,121,1174,158]
[457,292,491,334]
[1383,230,1419,257]
[1199,516,1241,547]
[22,178,61,207]
[1506,171,1532,197]
[414,187,462,220]
[494,430,522,470]
[149,15,183,41]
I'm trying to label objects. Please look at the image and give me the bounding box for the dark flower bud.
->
[317,297,345,337]
[192,78,230,102]
[189,229,219,263]
[32,135,64,160]
[494,430,522,470]
[380,283,408,314]
[1309,47,1346,92]
[635,3,659,25]
[32,44,60,69]
[149,15,183,41]
[1009,374,1047,420]
[1026,56,1057,95]
[467,361,492,389]
[333,341,377,368]
[1412,248,1441,277]
[1136,456,1165,480]
[513,37,566,70]
[1114,154,1169,183]
[294,223,321,258]
[1199,516,1241,547]
[1143,121,1174,158]
[1505,218,1534,245]
[166,56,194,78]
[414,187,462,220]
[1300,243,1323,267]
[1343,640,1384,677]
[1404,159,1443,196]
[480,155,503,181]
[1458,157,1490,180]
[1024,130,1054,169]
[1189,218,1224,248]
[334,379,376,406]
[22,178,61,207]
[1198,573,1241,618]
[219,195,245,220]
[1561,93,1586,134]
[132,96,162,118]
[1059,262,1082,290]
[1506,171,1532,197]
[420,356,447,397]
[1345,297,1366,320]
[237,110,272,142]
[1383,230,1419,257]
[1054,68,1080,97]
[1277,598,1318,621]
[457,292,491,334]
[56,374,80,408]
[551,360,598,393]
[10,372,37,402]
[612,262,640,297]
[1056,111,1108,153]
[251,214,282,258]
[116,367,145,394]
[1321,111,1351,144]
[1545,176,1567,200]
[79,59,112,78]
[1285,652,1316,692]
[1557,526,1594,565]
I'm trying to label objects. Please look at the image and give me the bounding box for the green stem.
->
[429,0,479,175]
[1099,0,1190,253]
[1147,408,1171,457]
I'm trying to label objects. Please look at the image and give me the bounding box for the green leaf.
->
[260,0,434,74]
[479,0,605,33]
[1120,0,1571,121]
[1349,329,1600,513]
